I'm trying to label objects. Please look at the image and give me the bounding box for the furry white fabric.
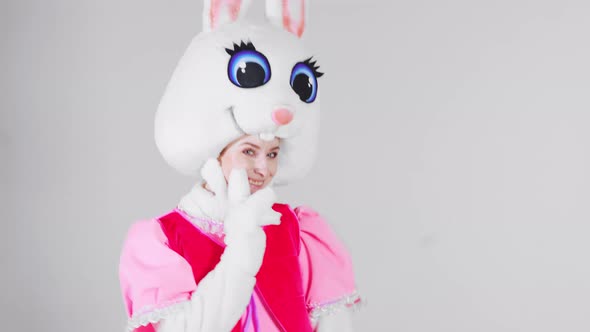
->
[178,159,232,221]
[155,0,321,185]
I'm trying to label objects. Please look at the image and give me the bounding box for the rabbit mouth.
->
[227,107,246,134]
[227,107,278,141]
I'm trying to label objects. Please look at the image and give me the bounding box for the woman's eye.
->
[268,152,278,158]
[243,149,255,156]
[227,50,271,88]
[290,62,319,103]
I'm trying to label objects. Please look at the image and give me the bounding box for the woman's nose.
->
[254,159,269,176]
[271,108,293,125]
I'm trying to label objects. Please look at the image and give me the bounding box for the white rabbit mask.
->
[155,0,323,186]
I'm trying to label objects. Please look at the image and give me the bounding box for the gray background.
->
[2,0,590,331]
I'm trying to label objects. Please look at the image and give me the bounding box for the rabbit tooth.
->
[259,133,276,141]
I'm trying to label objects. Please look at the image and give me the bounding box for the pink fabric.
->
[119,220,196,318]
[158,205,310,331]
[118,205,357,331]
[295,206,357,307]
[242,205,357,331]
[242,291,279,331]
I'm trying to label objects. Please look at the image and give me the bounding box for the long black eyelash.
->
[225,43,324,78]
[225,40,256,56]
[303,57,324,78]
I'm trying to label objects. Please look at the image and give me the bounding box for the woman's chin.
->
[249,184,262,194]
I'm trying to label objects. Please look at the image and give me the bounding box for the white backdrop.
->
[2,0,590,331]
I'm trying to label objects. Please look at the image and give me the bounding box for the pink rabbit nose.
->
[272,108,293,125]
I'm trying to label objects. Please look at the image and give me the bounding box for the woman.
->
[119,0,361,330]
[120,134,360,331]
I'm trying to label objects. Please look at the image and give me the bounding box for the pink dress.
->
[119,204,360,331]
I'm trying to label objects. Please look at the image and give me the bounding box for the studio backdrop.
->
[2,0,590,331]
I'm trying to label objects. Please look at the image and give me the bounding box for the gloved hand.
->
[222,167,282,275]
[182,157,281,275]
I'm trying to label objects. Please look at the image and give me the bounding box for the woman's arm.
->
[156,246,258,332]
[157,166,280,332]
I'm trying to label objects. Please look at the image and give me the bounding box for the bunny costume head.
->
[155,0,323,186]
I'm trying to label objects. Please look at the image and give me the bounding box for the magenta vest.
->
[157,203,313,332]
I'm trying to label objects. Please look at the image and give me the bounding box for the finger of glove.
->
[257,210,282,226]
[244,187,276,210]
[228,168,250,203]
[201,158,227,199]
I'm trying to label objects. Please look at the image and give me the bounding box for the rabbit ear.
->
[203,0,252,32]
[265,0,308,38]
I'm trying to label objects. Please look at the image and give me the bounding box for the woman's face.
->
[218,134,280,194]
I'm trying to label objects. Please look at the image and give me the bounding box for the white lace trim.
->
[308,290,363,322]
[126,300,191,331]
[176,206,226,237]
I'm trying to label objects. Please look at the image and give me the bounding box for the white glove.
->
[221,167,282,275]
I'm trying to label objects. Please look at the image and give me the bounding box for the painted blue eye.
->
[227,50,271,88]
[290,62,318,103]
